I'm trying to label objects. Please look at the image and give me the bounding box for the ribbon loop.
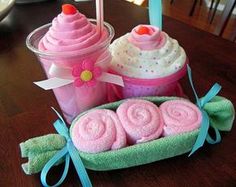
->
[206,127,221,144]
[187,65,222,156]
[41,147,70,187]
[40,108,92,187]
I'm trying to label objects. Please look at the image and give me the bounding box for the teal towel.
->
[19,96,234,174]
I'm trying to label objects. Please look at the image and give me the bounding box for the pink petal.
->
[82,59,94,71]
[86,79,97,87]
[93,67,102,78]
[72,65,83,77]
[74,78,84,87]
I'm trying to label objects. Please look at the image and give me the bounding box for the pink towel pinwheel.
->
[117,99,164,144]
[160,100,202,136]
[71,109,127,153]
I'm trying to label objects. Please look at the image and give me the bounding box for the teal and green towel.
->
[20,96,234,174]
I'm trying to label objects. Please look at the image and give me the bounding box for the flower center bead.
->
[80,70,93,81]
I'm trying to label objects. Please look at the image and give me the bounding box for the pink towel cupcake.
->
[117,99,164,144]
[109,25,187,99]
[160,100,202,136]
[71,109,126,153]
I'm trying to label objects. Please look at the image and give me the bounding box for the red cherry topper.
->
[62,4,77,15]
[136,26,150,35]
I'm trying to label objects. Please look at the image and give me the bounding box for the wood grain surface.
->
[0,0,235,186]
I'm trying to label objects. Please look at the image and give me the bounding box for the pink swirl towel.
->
[117,99,164,144]
[160,100,202,136]
[71,109,126,153]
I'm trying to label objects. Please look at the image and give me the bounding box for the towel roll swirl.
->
[117,99,164,144]
[160,100,202,136]
[71,109,126,153]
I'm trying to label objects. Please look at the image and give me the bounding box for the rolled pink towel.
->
[117,99,164,144]
[160,100,202,136]
[71,109,127,153]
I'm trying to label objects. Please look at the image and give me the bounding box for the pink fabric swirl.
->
[38,11,108,52]
[71,109,126,153]
[128,25,166,50]
[117,99,164,144]
[160,100,202,136]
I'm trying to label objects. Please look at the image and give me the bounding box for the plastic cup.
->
[26,19,114,123]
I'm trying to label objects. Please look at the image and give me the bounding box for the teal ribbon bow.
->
[149,0,162,30]
[40,108,92,187]
[187,65,222,156]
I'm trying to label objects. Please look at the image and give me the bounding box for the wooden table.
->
[0,0,236,186]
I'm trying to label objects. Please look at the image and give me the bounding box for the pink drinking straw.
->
[96,0,104,35]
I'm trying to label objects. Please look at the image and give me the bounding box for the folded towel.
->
[21,150,61,175]
[203,96,235,131]
[20,134,66,175]
[71,109,126,153]
[20,134,66,157]
[116,99,163,144]
[160,100,202,136]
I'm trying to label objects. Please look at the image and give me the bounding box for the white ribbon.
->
[34,64,124,90]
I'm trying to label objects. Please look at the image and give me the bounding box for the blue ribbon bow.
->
[187,65,222,156]
[40,108,92,187]
[149,0,162,30]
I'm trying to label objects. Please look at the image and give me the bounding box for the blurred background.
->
[125,0,236,42]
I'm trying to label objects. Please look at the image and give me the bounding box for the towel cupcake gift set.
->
[20,1,235,187]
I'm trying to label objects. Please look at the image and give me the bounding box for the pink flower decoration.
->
[72,59,102,87]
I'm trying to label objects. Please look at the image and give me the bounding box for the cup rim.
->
[26,19,115,58]
[109,60,188,86]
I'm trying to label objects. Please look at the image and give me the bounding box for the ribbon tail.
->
[34,78,73,90]
[53,119,70,140]
[187,65,201,107]
[51,107,67,125]
[41,147,70,187]
[189,110,210,156]
[98,72,124,87]
[51,107,71,139]
[199,83,222,106]
[67,141,93,187]
[149,0,162,29]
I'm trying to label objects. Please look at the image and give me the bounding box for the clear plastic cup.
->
[26,19,114,123]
